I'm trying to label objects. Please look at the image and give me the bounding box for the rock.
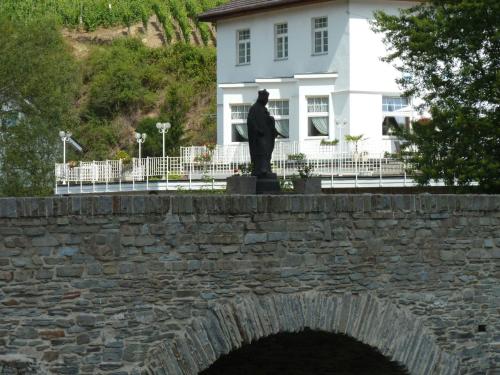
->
[32,235,59,247]
[56,266,84,278]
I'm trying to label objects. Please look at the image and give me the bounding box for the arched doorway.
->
[200,329,409,375]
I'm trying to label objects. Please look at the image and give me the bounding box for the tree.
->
[0,17,80,196]
[373,0,500,191]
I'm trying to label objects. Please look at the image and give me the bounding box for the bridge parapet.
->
[0,194,498,374]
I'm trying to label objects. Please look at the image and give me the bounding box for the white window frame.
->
[230,104,251,142]
[268,100,290,139]
[382,96,411,137]
[307,97,329,137]
[236,29,251,65]
[274,23,288,60]
[312,17,328,55]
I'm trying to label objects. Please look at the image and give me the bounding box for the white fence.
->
[55,148,407,188]
[180,141,300,164]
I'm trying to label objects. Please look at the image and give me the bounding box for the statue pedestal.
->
[256,175,281,195]
[226,176,257,194]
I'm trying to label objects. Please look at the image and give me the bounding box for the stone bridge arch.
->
[144,292,459,375]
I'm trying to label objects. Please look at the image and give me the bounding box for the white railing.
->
[55,160,123,183]
[180,141,299,164]
[55,152,407,188]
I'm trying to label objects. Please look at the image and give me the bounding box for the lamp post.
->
[335,120,347,176]
[135,132,147,160]
[335,120,347,155]
[135,132,147,180]
[59,131,72,184]
[59,131,72,165]
[156,122,171,179]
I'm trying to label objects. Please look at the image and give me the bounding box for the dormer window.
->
[312,17,328,55]
[274,23,288,60]
[237,29,251,65]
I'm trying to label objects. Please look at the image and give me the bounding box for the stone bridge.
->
[0,194,498,375]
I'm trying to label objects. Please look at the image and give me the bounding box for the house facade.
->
[199,0,419,156]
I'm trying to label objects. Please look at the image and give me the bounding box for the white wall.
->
[348,0,409,93]
[215,0,418,153]
[216,1,350,89]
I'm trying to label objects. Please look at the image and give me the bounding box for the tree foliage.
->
[0,17,80,196]
[0,14,217,196]
[85,38,161,118]
[373,0,500,191]
[76,38,216,162]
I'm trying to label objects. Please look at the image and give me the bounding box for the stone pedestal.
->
[293,177,322,194]
[256,175,281,194]
[226,176,257,194]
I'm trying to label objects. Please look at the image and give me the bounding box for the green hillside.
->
[1,10,222,196]
[0,0,226,45]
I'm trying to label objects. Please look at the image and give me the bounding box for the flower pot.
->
[226,175,257,194]
[292,177,322,194]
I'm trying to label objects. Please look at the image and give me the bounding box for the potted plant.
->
[67,160,78,168]
[320,139,339,146]
[290,154,322,194]
[226,163,256,194]
[345,134,366,161]
[115,150,132,175]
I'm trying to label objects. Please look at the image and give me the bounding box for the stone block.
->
[143,245,168,254]
[244,232,267,244]
[56,266,84,278]
[226,176,257,195]
[40,330,65,339]
[15,327,38,339]
[135,236,156,247]
[0,198,17,218]
[35,268,54,280]
[95,196,113,215]
[42,351,59,362]
[32,235,59,247]
[292,177,322,195]
[76,315,96,327]
[102,348,123,362]
[256,177,281,195]
[58,247,79,257]
[87,263,103,275]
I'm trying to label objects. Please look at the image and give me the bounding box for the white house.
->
[199,0,420,156]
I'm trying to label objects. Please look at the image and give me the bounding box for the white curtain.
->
[275,120,289,138]
[311,117,328,135]
[235,124,248,140]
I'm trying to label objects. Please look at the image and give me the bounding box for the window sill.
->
[236,63,251,67]
[274,57,288,62]
[311,52,328,57]
[304,136,329,140]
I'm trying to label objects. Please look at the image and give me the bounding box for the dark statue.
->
[247,89,278,178]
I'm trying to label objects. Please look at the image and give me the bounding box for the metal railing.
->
[55,151,407,190]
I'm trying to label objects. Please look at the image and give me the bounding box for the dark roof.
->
[198,0,331,22]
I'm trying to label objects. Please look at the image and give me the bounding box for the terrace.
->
[53,142,430,194]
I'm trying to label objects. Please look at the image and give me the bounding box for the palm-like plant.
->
[345,134,365,153]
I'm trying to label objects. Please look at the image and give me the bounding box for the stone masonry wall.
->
[0,194,498,375]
